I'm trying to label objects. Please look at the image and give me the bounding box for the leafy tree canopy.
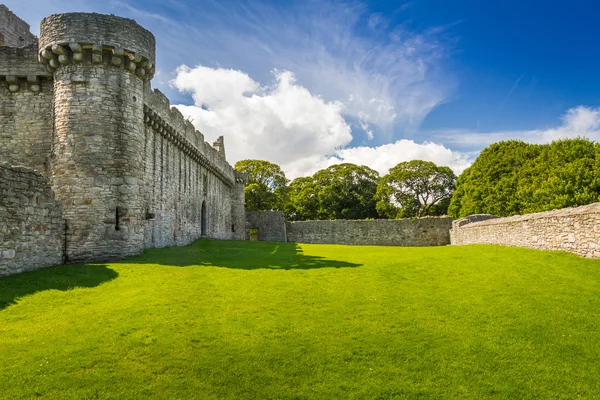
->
[234,159,289,211]
[448,138,600,218]
[286,163,380,220]
[376,160,456,218]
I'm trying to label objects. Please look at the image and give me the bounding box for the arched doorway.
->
[201,200,207,237]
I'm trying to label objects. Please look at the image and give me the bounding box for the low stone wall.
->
[245,211,287,242]
[0,164,63,276]
[286,218,453,246]
[451,203,600,258]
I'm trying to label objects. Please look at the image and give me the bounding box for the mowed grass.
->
[1,241,600,399]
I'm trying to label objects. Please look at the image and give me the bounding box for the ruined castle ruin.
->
[0,6,246,275]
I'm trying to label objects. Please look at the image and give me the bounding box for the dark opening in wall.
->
[115,207,120,231]
[201,200,207,236]
[63,219,69,264]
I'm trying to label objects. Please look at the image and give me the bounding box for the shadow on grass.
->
[124,240,362,270]
[0,265,118,310]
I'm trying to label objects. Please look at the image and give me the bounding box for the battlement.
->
[39,13,155,79]
[0,5,36,47]
[144,88,235,188]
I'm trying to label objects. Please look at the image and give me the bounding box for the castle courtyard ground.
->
[1,240,599,399]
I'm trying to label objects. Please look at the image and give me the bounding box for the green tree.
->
[376,160,456,218]
[234,159,289,211]
[448,138,600,218]
[285,163,380,220]
[448,140,536,217]
[285,176,319,221]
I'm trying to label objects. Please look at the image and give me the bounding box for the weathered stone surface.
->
[39,12,155,69]
[0,163,63,276]
[287,217,453,246]
[0,5,36,47]
[450,203,600,258]
[246,211,287,242]
[0,72,53,173]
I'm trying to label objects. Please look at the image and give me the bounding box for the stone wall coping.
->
[456,202,600,229]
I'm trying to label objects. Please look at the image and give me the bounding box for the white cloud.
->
[281,140,473,179]
[173,65,471,179]
[172,66,352,173]
[154,0,454,140]
[328,140,473,176]
[437,106,600,148]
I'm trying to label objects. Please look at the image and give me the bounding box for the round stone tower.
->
[39,13,156,262]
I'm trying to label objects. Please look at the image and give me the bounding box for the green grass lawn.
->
[1,240,600,399]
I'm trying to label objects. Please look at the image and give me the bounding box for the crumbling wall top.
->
[0,5,37,47]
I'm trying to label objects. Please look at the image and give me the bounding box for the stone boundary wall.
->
[286,218,453,246]
[246,211,287,242]
[450,203,600,258]
[0,164,63,276]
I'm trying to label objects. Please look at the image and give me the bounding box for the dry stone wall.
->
[287,218,453,246]
[450,203,600,258]
[0,164,63,276]
[246,211,287,242]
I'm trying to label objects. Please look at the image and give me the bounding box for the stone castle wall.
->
[286,218,453,246]
[0,5,36,47]
[39,13,154,262]
[142,89,241,247]
[450,203,600,258]
[0,45,53,173]
[0,9,246,272]
[0,164,63,276]
[246,211,287,242]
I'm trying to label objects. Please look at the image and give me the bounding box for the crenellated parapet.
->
[38,13,155,80]
[143,104,235,188]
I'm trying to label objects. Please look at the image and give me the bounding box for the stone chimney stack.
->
[212,135,226,158]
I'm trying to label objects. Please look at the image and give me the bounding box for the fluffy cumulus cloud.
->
[172,66,352,173]
[173,65,470,178]
[437,106,600,148]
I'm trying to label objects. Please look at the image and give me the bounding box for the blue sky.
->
[8,0,600,177]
